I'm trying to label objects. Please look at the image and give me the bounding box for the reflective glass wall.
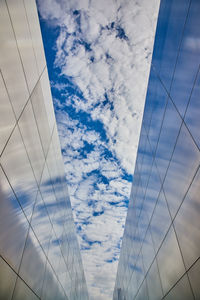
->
[114,0,200,299]
[0,1,88,299]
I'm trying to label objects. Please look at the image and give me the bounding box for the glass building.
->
[114,0,200,299]
[0,1,88,299]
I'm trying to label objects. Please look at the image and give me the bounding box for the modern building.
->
[114,0,200,299]
[0,1,88,299]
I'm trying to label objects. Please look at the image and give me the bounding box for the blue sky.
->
[37,1,160,298]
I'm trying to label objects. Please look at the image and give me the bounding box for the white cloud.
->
[37,0,160,298]
[54,110,131,298]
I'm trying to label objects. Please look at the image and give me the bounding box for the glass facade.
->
[0,1,88,299]
[113,0,200,299]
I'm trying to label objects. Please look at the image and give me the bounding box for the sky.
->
[36,1,160,299]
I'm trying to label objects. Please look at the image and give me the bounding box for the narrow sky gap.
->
[37,1,160,299]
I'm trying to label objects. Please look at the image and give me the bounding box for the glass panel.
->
[136,126,147,173]
[146,259,163,300]
[184,68,200,149]
[158,0,191,90]
[163,123,200,218]
[60,232,70,264]
[39,163,57,223]
[151,0,171,73]
[41,261,60,300]
[0,257,17,300]
[0,72,16,155]
[19,228,46,297]
[46,141,64,205]
[57,255,68,287]
[51,126,65,180]
[170,0,200,117]
[135,279,148,300]
[0,125,38,220]
[164,274,193,300]
[140,138,154,193]
[18,101,45,184]
[147,85,168,155]
[6,0,38,94]
[40,68,56,134]
[157,225,185,295]
[137,206,149,246]
[0,166,29,271]
[155,99,182,182]
[48,230,62,275]
[142,162,161,223]
[12,276,38,300]
[142,227,155,275]
[151,189,171,254]
[131,228,141,259]
[135,180,145,219]
[126,271,138,299]
[174,167,200,269]
[188,258,200,299]
[0,0,29,119]
[142,69,158,134]
[54,280,66,300]
[52,203,64,239]
[121,266,131,293]
[130,165,140,206]
[31,191,52,256]
[24,0,46,76]
[30,81,51,156]
[135,252,145,290]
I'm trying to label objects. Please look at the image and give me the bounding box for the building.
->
[113,0,200,299]
[0,1,88,299]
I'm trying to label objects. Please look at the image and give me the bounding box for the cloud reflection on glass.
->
[114,0,200,298]
[0,0,88,298]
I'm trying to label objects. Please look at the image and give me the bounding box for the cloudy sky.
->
[37,0,160,298]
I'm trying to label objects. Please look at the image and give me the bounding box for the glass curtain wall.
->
[0,1,89,299]
[113,0,200,299]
